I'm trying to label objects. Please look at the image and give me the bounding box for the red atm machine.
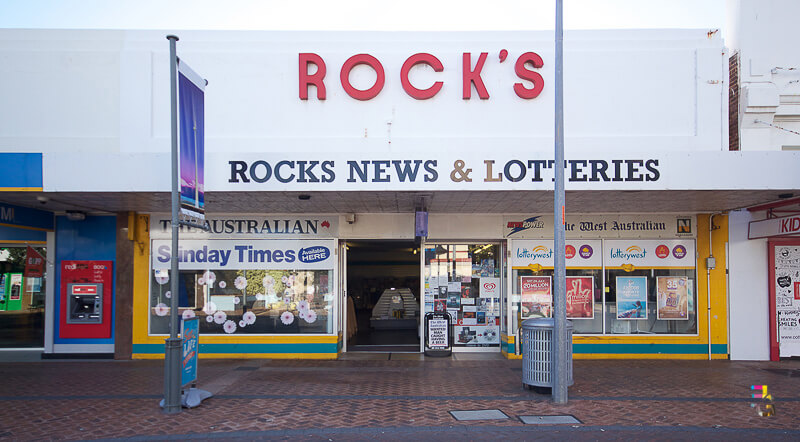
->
[60,260,113,339]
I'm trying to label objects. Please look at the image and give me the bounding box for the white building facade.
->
[0,24,797,360]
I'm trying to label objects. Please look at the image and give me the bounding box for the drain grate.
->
[450,409,509,421]
[234,366,259,371]
[519,415,582,425]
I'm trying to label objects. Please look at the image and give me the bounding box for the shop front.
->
[133,215,341,359]
[502,214,728,359]
[0,202,53,352]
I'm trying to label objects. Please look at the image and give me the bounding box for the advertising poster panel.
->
[566,276,594,319]
[520,276,552,318]
[616,276,648,320]
[656,276,689,320]
[178,61,206,220]
[181,317,199,387]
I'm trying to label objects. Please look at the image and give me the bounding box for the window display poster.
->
[448,281,461,292]
[434,299,446,312]
[616,276,648,320]
[455,325,499,346]
[520,276,552,318]
[566,276,594,319]
[479,277,500,298]
[481,259,494,277]
[656,276,689,320]
[446,294,460,308]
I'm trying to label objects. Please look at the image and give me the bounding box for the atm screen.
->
[71,295,98,315]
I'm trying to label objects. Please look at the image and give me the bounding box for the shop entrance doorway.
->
[345,240,420,352]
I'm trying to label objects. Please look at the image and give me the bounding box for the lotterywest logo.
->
[578,244,593,259]
[299,246,330,263]
[672,245,687,259]
[565,245,576,259]
[299,51,544,101]
[516,245,553,260]
[610,245,647,260]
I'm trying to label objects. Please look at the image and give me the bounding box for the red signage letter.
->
[514,52,544,99]
[401,53,444,100]
[463,52,490,99]
[340,54,385,100]
[299,53,326,100]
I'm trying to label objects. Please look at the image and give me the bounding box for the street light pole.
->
[163,34,182,414]
[552,0,569,404]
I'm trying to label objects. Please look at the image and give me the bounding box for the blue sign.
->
[0,201,53,230]
[0,153,42,190]
[181,317,199,387]
[178,61,205,220]
[298,246,330,263]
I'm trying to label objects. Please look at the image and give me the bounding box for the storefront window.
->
[605,268,697,334]
[509,240,603,335]
[0,246,47,348]
[149,239,335,335]
[511,267,603,334]
[423,243,501,348]
[603,239,697,335]
[508,238,697,336]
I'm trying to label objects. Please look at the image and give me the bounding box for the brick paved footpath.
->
[0,355,798,441]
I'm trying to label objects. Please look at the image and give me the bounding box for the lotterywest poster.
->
[656,276,689,320]
[566,276,594,319]
[520,276,552,318]
[616,276,647,320]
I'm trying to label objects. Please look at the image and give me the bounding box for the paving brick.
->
[0,358,798,440]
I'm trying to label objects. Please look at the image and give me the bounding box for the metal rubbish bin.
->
[521,318,574,388]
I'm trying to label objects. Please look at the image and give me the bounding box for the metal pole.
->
[164,34,182,414]
[552,0,569,404]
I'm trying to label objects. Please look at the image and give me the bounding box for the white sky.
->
[0,0,726,31]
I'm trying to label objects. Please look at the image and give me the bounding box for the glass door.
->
[422,243,501,351]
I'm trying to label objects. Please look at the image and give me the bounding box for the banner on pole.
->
[178,60,206,220]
